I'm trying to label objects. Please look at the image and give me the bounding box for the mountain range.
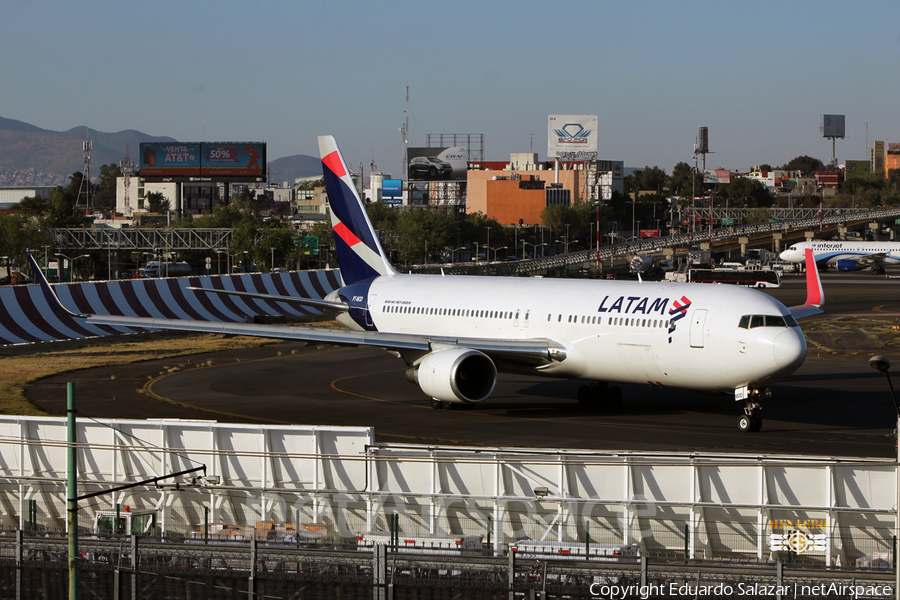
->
[0,116,321,188]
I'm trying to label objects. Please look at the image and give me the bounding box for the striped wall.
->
[0,270,343,346]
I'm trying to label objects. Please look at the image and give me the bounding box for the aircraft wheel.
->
[431,398,443,410]
[750,415,762,432]
[738,414,754,433]
[606,386,623,407]
[442,401,454,410]
[577,385,594,406]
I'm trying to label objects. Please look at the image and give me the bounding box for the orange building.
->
[466,169,581,226]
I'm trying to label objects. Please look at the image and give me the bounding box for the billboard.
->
[845,160,870,177]
[820,114,845,138]
[407,147,467,181]
[874,141,885,171]
[548,115,598,160]
[703,169,731,184]
[140,142,266,181]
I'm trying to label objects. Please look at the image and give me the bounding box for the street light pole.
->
[869,356,899,600]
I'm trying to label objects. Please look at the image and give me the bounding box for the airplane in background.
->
[780,240,900,274]
[30,136,825,433]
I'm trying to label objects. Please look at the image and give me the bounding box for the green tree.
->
[146,191,171,214]
[780,155,825,175]
[395,207,455,264]
[669,162,700,200]
[625,166,667,195]
[11,195,49,214]
[94,164,122,210]
[48,185,84,227]
[0,214,46,269]
[715,177,774,208]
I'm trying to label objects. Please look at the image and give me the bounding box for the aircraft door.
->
[690,309,707,348]
[366,295,377,326]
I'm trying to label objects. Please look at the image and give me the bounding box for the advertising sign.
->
[201,143,265,177]
[407,147,467,181]
[820,114,845,138]
[382,179,402,197]
[140,142,266,181]
[639,229,659,238]
[874,141,885,171]
[140,143,201,176]
[845,160,870,176]
[548,115,598,160]
[703,169,731,184]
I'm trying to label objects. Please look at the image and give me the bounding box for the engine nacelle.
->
[836,259,859,272]
[408,348,497,404]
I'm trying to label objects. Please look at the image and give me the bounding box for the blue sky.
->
[4,0,898,177]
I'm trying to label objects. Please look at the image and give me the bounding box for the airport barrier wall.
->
[0,270,343,346]
[0,416,895,567]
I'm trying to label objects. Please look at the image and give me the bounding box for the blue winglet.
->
[26,251,87,318]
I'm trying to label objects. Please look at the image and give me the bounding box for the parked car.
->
[408,156,453,179]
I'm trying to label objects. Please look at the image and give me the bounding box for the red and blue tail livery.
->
[318,136,396,286]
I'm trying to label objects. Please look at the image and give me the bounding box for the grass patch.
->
[0,331,282,416]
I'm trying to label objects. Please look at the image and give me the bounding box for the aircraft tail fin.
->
[318,136,397,285]
[789,247,824,320]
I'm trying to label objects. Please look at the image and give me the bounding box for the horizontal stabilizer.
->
[186,286,348,313]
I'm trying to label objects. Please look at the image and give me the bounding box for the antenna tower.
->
[119,145,136,218]
[400,85,409,181]
[76,138,93,211]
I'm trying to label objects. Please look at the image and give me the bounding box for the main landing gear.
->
[577,383,623,410]
[738,388,769,433]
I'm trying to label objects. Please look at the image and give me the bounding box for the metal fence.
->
[0,531,894,600]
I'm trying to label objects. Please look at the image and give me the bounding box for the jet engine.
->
[836,259,859,272]
[407,348,497,404]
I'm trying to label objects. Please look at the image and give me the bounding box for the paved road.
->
[26,271,900,458]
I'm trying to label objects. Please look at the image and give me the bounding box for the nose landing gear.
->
[738,388,769,432]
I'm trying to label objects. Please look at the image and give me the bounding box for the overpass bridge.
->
[415,206,900,277]
[43,206,900,277]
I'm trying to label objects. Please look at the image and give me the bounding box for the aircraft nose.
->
[778,250,791,261]
[773,329,806,371]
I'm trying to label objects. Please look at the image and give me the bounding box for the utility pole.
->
[67,382,79,600]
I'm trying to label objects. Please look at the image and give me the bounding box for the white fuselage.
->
[335,274,806,394]
[780,241,900,267]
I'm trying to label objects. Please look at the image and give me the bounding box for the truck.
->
[142,261,192,277]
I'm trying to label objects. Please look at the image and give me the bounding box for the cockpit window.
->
[739,314,800,329]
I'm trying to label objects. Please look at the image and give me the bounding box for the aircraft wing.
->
[83,313,558,364]
[788,248,824,320]
[846,252,886,266]
[26,251,558,364]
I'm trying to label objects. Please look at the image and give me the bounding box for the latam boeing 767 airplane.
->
[30,136,824,433]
